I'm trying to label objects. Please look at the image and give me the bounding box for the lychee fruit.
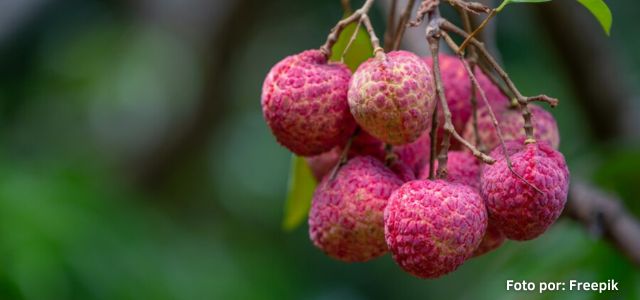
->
[472,222,505,257]
[262,49,356,156]
[481,142,570,240]
[417,151,506,256]
[306,129,430,181]
[419,151,480,189]
[348,51,435,145]
[309,156,403,262]
[384,180,487,278]
[463,104,560,151]
[306,147,341,181]
[424,54,508,135]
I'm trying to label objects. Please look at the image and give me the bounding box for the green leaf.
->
[329,18,374,71]
[282,155,317,231]
[577,0,612,35]
[496,0,612,35]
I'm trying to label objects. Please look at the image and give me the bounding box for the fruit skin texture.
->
[424,54,507,135]
[481,142,570,241]
[419,151,480,189]
[309,156,403,262]
[348,51,435,145]
[417,152,506,256]
[262,49,356,156]
[306,130,430,181]
[384,180,487,278]
[463,104,560,151]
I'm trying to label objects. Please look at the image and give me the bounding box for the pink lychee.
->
[348,51,435,145]
[472,221,505,257]
[309,156,403,262]
[481,142,570,240]
[424,54,508,135]
[384,180,487,278]
[418,151,480,189]
[262,49,356,156]
[306,129,431,181]
[417,151,506,256]
[463,104,560,151]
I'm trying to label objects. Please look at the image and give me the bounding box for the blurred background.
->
[0,0,638,299]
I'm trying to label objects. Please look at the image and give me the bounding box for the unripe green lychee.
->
[384,180,487,278]
[481,142,570,240]
[348,51,435,145]
[309,156,403,262]
[463,104,560,151]
[262,50,356,156]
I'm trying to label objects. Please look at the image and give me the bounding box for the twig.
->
[441,20,558,142]
[426,10,495,179]
[392,0,417,50]
[341,0,352,14]
[383,0,397,51]
[320,0,378,58]
[456,8,484,152]
[328,128,360,181]
[428,97,439,179]
[458,9,496,53]
[456,48,543,194]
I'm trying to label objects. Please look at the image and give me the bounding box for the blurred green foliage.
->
[0,0,638,299]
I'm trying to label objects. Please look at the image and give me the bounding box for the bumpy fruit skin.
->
[306,130,431,181]
[348,51,435,145]
[424,54,507,134]
[309,156,403,262]
[464,104,560,151]
[351,130,431,176]
[262,50,356,156]
[384,180,487,278]
[481,142,570,240]
[419,151,480,189]
[417,152,506,256]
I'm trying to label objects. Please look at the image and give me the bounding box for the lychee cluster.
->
[262,46,569,279]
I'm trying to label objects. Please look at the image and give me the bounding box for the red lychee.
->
[472,222,505,257]
[384,180,487,278]
[308,156,403,262]
[463,104,560,151]
[417,151,506,256]
[306,130,430,181]
[418,151,480,189]
[481,142,570,240]
[262,50,356,156]
[424,54,508,135]
[348,51,435,145]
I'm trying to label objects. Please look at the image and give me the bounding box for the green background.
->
[0,0,638,299]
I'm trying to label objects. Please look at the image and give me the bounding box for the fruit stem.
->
[328,128,360,181]
[320,0,377,58]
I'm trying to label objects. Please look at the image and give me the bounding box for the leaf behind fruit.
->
[282,155,317,231]
[329,17,374,72]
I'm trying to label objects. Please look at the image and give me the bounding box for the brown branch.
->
[426,9,495,179]
[320,0,378,58]
[392,0,416,50]
[383,0,398,51]
[566,180,640,267]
